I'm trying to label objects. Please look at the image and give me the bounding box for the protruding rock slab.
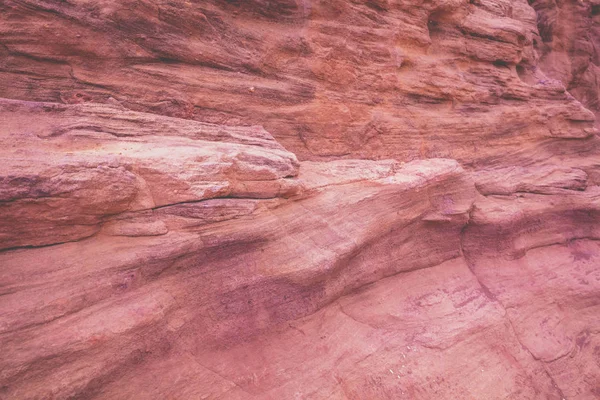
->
[0,147,478,398]
[0,99,301,249]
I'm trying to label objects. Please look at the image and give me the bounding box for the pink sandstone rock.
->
[0,0,599,399]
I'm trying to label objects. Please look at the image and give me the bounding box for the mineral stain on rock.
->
[1,0,600,399]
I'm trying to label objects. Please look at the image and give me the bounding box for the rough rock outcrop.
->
[1,0,598,161]
[530,0,600,122]
[1,0,600,399]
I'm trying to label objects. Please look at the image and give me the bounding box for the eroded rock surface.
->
[531,0,600,123]
[1,0,600,399]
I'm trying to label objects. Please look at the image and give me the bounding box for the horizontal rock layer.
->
[1,0,600,399]
[1,0,598,163]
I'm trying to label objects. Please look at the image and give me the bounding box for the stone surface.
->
[1,0,600,399]
[1,0,598,163]
[0,99,301,249]
[531,0,600,123]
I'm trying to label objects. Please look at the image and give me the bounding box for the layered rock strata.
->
[1,0,600,399]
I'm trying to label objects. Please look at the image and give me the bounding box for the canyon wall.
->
[1,0,600,399]
[531,0,600,120]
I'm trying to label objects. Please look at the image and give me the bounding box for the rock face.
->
[1,0,600,399]
[530,0,600,122]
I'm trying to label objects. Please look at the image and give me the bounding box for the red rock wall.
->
[530,0,600,122]
[1,0,599,399]
[1,0,598,161]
